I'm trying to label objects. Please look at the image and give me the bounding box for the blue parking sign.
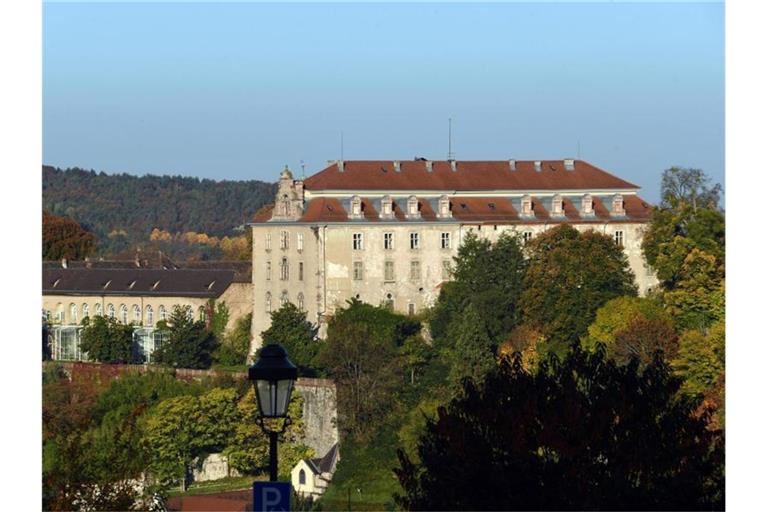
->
[253,481,291,512]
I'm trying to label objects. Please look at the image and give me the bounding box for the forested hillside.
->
[42,166,276,256]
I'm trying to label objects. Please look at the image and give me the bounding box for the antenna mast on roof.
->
[300,160,305,179]
[577,140,581,160]
[447,118,455,161]
[340,131,344,161]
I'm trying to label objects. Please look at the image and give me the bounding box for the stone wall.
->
[295,378,339,458]
[191,453,240,483]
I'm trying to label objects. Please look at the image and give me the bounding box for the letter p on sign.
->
[253,481,291,512]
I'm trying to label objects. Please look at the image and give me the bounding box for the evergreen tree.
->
[260,302,320,374]
[153,306,217,369]
[79,315,134,364]
[447,305,496,389]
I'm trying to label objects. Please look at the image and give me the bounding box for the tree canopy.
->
[43,210,97,261]
[520,224,637,353]
[153,306,218,369]
[260,302,320,374]
[79,315,135,364]
[395,347,724,511]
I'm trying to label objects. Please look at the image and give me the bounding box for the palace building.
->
[250,159,658,350]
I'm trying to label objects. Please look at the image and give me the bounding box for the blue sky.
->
[43,2,724,203]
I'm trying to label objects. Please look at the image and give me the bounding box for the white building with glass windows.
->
[249,159,658,351]
[42,263,252,362]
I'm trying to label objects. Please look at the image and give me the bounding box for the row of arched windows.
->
[49,302,205,326]
[265,292,304,313]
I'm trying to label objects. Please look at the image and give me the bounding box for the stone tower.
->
[271,166,305,221]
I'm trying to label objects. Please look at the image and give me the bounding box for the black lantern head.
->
[248,343,298,418]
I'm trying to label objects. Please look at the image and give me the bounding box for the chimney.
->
[450,160,457,172]
[394,161,400,173]
[534,161,542,172]
[337,160,345,173]
[509,159,516,171]
[564,159,575,171]
[61,258,67,269]
[425,160,433,173]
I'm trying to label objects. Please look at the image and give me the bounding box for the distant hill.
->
[42,166,276,256]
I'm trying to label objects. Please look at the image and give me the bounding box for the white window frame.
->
[384,260,395,281]
[265,233,272,251]
[120,304,128,324]
[410,260,421,281]
[384,232,394,250]
[614,230,624,247]
[158,305,166,322]
[442,259,452,280]
[297,232,304,252]
[70,303,77,325]
[523,231,533,244]
[133,304,141,324]
[280,257,289,281]
[441,232,451,250]
[297,293,304,311]
[280,230,289,250]
[146,305,154,326]
[353,232,364,251]
[82,303,89,320]
[410,232,420,250]
[94,303,102,317]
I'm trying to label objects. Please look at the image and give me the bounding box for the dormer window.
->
[349,195,363,219]
[581,194,595,216]
[407,195,420,219]
[611,194,626,216]
[551,194,564,217]
[380,195,394,219]
[521,195,534,218]
[438,195,452,219]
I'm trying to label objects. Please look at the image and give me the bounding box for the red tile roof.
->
[258,194,653,224]
[303,160,639,191]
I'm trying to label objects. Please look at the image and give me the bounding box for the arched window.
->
[349,195,362,219]
[551,194,564,217]
[107,304,115,319]
[407,195,420,219]
[82,303,89,320]
[158,305,166,322]
[380,195,394,219]
[69,303,77,324]
[266,292,272,313]
[280,257,289,281]
[94,303,102,317]
[611,194,625,216]
[438,195,451,218]
[521,195,533,217]
[55,304,63,323]
[281,291,289,306]
[198,306,206,322]
[120,304,128,324]
[299,469,306,485]
[133,304,141,324]
[146,305,154,326]
[297,293,304,311]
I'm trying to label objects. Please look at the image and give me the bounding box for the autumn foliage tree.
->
[43,210,97,261]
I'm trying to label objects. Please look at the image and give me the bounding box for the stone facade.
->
[250,159,658,352]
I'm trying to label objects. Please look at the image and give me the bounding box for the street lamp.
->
[248,343,298,482]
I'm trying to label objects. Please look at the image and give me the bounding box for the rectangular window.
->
[265,233,272,251]
[266,261,271,281]
[522,231,533,244]
[280,230,289,250]
[614,230,624,247]
[408,303,415,316]
[353,233,364,251]
[384,232,394,250]
[410,232,420,250]
[442,259,451,280]
[441,232,451,250]
[353,261,364,281]
[297,233,304,252]
[384,261,395,281]
[299,262,304,281]
[410,260,421,281]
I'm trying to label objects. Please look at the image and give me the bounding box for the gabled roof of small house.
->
[304,443,339,475]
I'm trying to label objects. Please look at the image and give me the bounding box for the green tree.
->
[663,249,725,331]
[317,304,403,438]
[260,303,320,374]
[79,315,134,363]
[673,320,725,397]
[208,300,229,338]
[215,313,252,366]
[153,305,218,369]
[400,335,433,385]
[583,297,670,350]
[395,346,724,511]
[612,315,679,368]
[430,232,526,344]
[642,168,724,290]
[520,225,637,353]
[447,305,497,389]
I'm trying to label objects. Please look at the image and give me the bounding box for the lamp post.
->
[248,343,298,482]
